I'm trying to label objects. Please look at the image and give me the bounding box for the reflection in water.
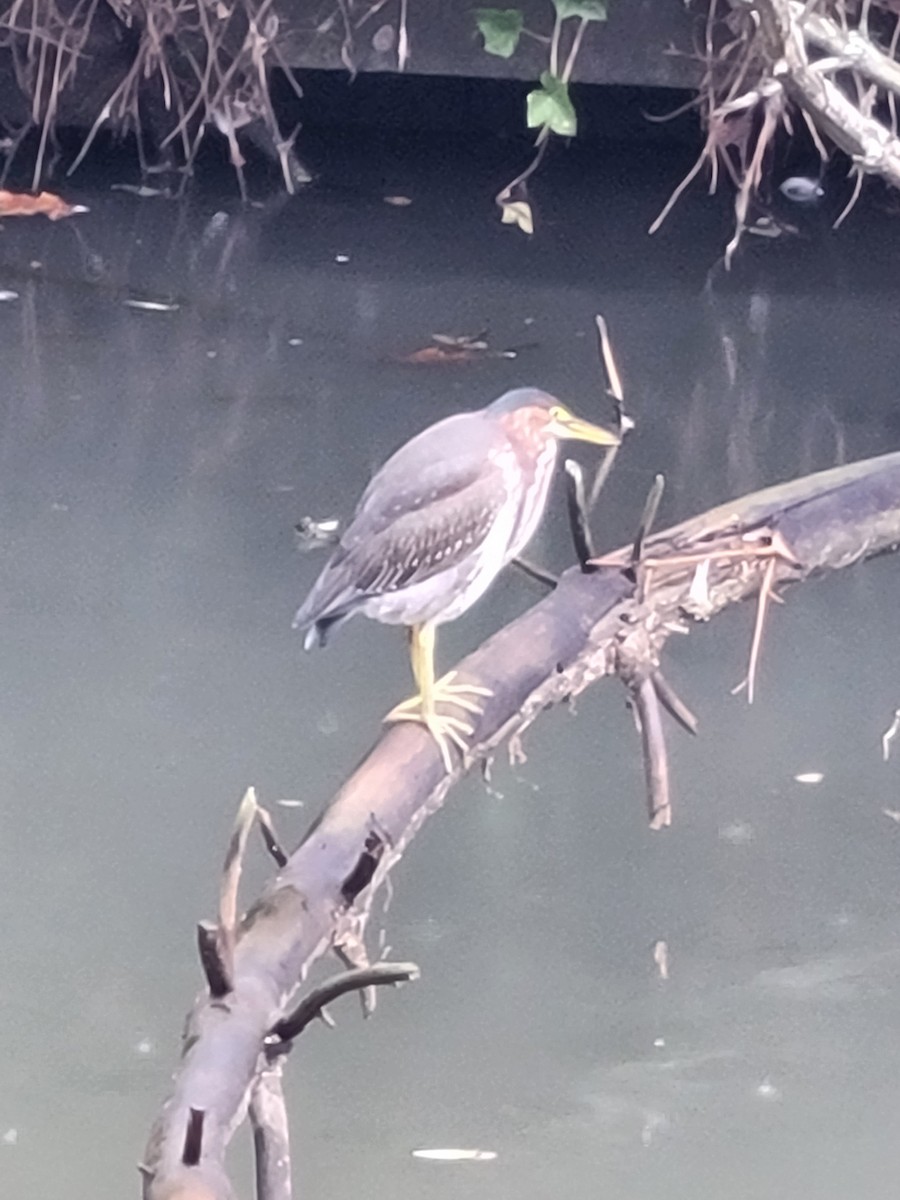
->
[0,137,899,1199]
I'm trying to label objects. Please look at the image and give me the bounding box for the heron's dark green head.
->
[487,388,620,448]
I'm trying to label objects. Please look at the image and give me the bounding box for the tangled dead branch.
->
[142,449,900,1199]
[652,0,900,261]
[0,0,310,193]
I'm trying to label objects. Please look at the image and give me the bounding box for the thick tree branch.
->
[795,2,900,102]
[142,451,900,1200]
[747,0,900,185]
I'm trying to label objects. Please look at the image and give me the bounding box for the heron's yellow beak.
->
[548,404,620,446]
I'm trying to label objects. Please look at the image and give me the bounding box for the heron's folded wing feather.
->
[294,458,510,629]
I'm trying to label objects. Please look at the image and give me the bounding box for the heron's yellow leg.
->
[384,624,493,772]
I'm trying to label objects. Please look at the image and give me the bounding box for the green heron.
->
[293,388,620,769]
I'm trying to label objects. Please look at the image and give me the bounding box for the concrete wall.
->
[278,0,699,88]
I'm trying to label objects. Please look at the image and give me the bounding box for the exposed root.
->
[0,0,310,192]
[652,0,900,261]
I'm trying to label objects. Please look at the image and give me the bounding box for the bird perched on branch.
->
[293,387,620,770]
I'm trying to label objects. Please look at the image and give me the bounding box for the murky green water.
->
[1,132,899,1199]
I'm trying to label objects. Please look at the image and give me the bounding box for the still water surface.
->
[1,135,899,1199]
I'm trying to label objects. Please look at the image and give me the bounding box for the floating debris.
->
[794,772,824,785]
[335,253,350,264]
[276,799,304,809]
[372,23,395,52]
[111,184,169,198]
[295,516,341,552]
[640,1111,669,1147]
[0,188,88,220]
[779,176,824,204]
[123,298,180,313]
[755,1078,781,1102]
[652,940,669,981]
[391,330,519,366]
[747,216,783,239]
[719,820,755,845]
[384,195,412,207]
[882,808,900,824]
[202,211,229,244]
[882,708,900,761]
[412,1148,497,1163]
[288,337,304,347]
[2,1129,17,1146]
[0,289,18,302]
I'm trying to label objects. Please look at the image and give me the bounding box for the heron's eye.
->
[548,404,569,424]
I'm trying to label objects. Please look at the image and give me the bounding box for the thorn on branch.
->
[256,804,289,869]
[181,1107,205,1168]
[631,474,665,575]
[197,921,232,998]
[270,963,420,1045]
[340,828,387,906]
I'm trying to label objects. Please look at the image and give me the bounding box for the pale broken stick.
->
[613,472,698,828]
[730,529,798,703]
[589,314,634,511]
[197,786,259,997]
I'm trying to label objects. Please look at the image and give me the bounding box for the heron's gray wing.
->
[350,410,508,538]
[292,434,510,631]
[347,463,508,595]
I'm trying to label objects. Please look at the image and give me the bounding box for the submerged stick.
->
[142,451,900,1200]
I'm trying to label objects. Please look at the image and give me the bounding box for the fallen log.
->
[141,449,900,1200]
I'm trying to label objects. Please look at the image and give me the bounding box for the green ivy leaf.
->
[552,0,608,20]
[474,8,524,58]
[526,71,577,137]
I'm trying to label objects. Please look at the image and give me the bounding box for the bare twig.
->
[589,314,631,511]
[271,963,420,1043]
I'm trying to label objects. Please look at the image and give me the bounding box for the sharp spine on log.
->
[181,1107,205,1167]
[630,474,665,596]
[339,830,386,905]
[256,806,289,868]
[197,921,232,997]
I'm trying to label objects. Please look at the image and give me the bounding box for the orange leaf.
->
[392,345,482,365]
[0,189,88,220]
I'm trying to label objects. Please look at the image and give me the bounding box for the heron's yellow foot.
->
[384,672,494,772]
